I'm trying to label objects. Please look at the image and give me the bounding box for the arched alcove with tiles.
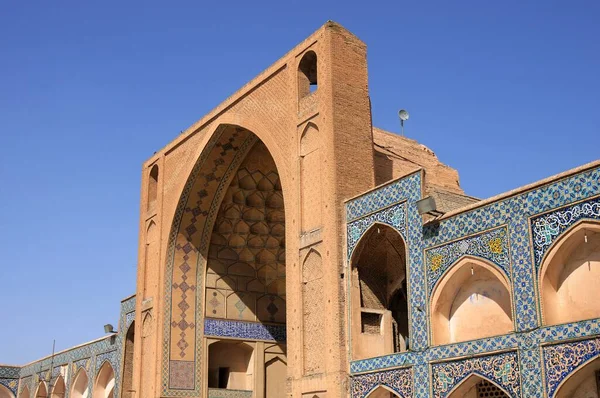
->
[430,256,513,345]
[447,374,509,398]
[554,356,600,398]
[93,361,115,398]
[50,375,65,398]
[350,223,409,359]
[540,221,600,326]
[0,384,14,398]
[70,368,89,398]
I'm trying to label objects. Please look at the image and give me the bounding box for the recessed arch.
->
[50,375,65,398]
[446,374,510,398]
[265,356,287,398]
[70,368,89,398]
[121,321,135,398]
[365,384,401,398]
[34,381,47,398]
[147,164,159,211]
[207,340,254,391]
[0,384,14,398]
[350,223,409,360]
[17,386,29,398]
[92,361,115,398]
[430,256,514,345]
[298,50,318,99]
[539,220,600,326]
[554,355,600,398]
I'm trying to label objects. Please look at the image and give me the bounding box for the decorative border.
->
[543,337,600,397]
[425,226,510,297]
[431,351,520,398]
[204,319,286,342]
[530,195,600,271]
[351,367,413,398]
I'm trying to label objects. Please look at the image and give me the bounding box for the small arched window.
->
[298,51,318,100]
[147,165,159,211]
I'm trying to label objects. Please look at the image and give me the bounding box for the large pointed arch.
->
[350,222,410,360]
[539,220,600,326]
[446,374,510,397]
[70,368,89,398]
[430,256,514,345]
[162,123,290,393]
[0,384,14,398]
[50,375,65,398]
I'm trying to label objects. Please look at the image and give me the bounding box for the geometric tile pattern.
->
[431,351,520,398]
[543,337,600,397]
[204,318,286,342]
[0,378,18,396]
[207,388,253,398]
[162,125,259,396]
[351,367,413,398]
[530,195,600,271]
[425,226,510,297]
[346,164,600,397]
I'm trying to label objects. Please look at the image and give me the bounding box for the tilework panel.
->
[208,388,253,398]
[0,367,19,379]
[431,351,520,397]
[204,318,286,342]
[530,195,600,270]
[425,226,510,296]
[543,337,600,397]
[351,367,413,398]
[0,378,17,396]
[346,164,600,398]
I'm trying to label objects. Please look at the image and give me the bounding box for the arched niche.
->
[207,341,254,392]
[143,221,159,300]
[446,374,509,398]
[50,375,65,398]
[350,223,409,360]
[34,382,47,398]
[540,221,600,326]
[265,356,286,398]
[302,248,324,374]
[298,50,318,99]
[299,122,322,232]
[0,384,14,398]
[554,356,600,398]
[121,321,135,398]
[92,362,115,398]
[147,164,159,211]
[365,385,401,398]
[430,256,513,345]
[17,386,29,398]
[70,369,89,398]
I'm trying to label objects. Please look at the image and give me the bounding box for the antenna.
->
[398,109,410,136]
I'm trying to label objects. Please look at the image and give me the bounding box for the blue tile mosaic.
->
[351,367,413,398]
[204,318,286,342]
[346,164,600,397]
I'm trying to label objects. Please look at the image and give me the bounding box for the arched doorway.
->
[70,369,89,398]
[350,224,409,360]
[34,382,47,398]
[554,356,600,398]
[92,362,114,398]
[0,384,14,398]
[121,322,135,398]
[447,374,509,398]
[50,375,65,398]
[207,341,254,391]
[430,257,513,345]
[540,221,600,326]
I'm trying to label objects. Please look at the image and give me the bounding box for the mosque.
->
[1,21,600,398]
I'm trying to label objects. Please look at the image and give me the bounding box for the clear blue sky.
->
[1,1,598,364]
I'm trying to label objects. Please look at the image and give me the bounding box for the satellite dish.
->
[398,109,410,121]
